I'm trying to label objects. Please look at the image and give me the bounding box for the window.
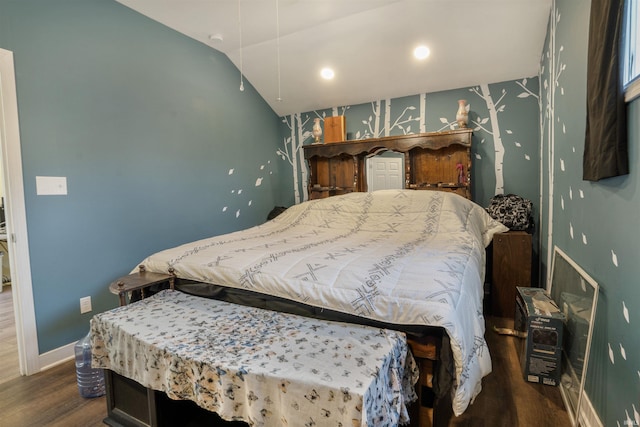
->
[624,0,640,101]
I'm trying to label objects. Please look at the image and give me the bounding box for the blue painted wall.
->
[0,0,290,352]
[541,1,640,424]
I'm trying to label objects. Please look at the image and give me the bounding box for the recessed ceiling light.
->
[320,67,335,80]
[414,45,430,60]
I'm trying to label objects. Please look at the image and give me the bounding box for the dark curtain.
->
[583,0,629,181]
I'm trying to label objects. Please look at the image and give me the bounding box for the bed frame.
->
[101,130,474,427]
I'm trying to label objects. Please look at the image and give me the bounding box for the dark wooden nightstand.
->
[491,231,532,318]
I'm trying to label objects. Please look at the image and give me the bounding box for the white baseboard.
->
[578,391,603,427]
[38,342,75,371]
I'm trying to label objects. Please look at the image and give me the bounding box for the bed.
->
[97,188,508,427]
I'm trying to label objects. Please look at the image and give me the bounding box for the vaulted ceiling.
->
[116,0,552,116]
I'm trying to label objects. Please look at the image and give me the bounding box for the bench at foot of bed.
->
[103,269,454,427]
[93,290,419,427]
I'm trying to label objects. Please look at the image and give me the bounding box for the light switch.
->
[80,296,92,314]
[36,176,67,195]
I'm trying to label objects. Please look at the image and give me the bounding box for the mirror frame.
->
[548,246,599,426]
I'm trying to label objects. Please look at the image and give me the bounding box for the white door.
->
[0,48,39,375]
[367,152,404,192]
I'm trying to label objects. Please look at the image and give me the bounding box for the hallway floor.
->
[0,284,20,384]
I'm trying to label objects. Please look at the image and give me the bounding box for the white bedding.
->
[137,189,508,415]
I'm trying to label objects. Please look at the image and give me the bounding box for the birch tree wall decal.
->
[331,106,349,117]
[297,113,312,202]
[470,83,506,195]
[389,104,418,135]
[543,4,564,286]
[516,78,541,162]
[384,98,392,136]
[358,99,420,139]
[372,100,381,137]
[359,100,383,140]
[386,99,420,136]
[517,77,540,101]
[419,93,427,133]
[278,113,309,204]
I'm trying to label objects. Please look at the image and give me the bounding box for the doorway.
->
[0,48,39,376]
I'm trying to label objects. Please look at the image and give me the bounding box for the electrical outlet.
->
[80,296,92,314]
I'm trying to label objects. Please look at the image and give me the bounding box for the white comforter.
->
[137,189,508,415]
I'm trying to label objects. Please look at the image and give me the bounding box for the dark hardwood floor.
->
[0,313,570,426]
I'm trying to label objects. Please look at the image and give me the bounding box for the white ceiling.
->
[116,0,552,117]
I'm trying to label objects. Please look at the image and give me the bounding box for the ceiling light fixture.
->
[413,45,430,60]
[321,67,335,80]
[238,0,244,91]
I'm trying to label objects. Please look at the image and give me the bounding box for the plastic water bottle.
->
[74,331,105,398]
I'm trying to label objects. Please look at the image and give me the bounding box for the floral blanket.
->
[91,290,419,427]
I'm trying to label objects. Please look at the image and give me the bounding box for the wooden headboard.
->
[302,129,473,200]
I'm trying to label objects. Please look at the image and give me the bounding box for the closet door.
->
[367,153,404,192]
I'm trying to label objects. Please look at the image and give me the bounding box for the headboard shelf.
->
[409,183,468,189]
[303,129,473,200]
[303,129,472,159]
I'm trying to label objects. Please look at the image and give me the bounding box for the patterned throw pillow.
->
[486,194,533,231]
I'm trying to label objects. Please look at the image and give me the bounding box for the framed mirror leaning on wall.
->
[549,246,599,427]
